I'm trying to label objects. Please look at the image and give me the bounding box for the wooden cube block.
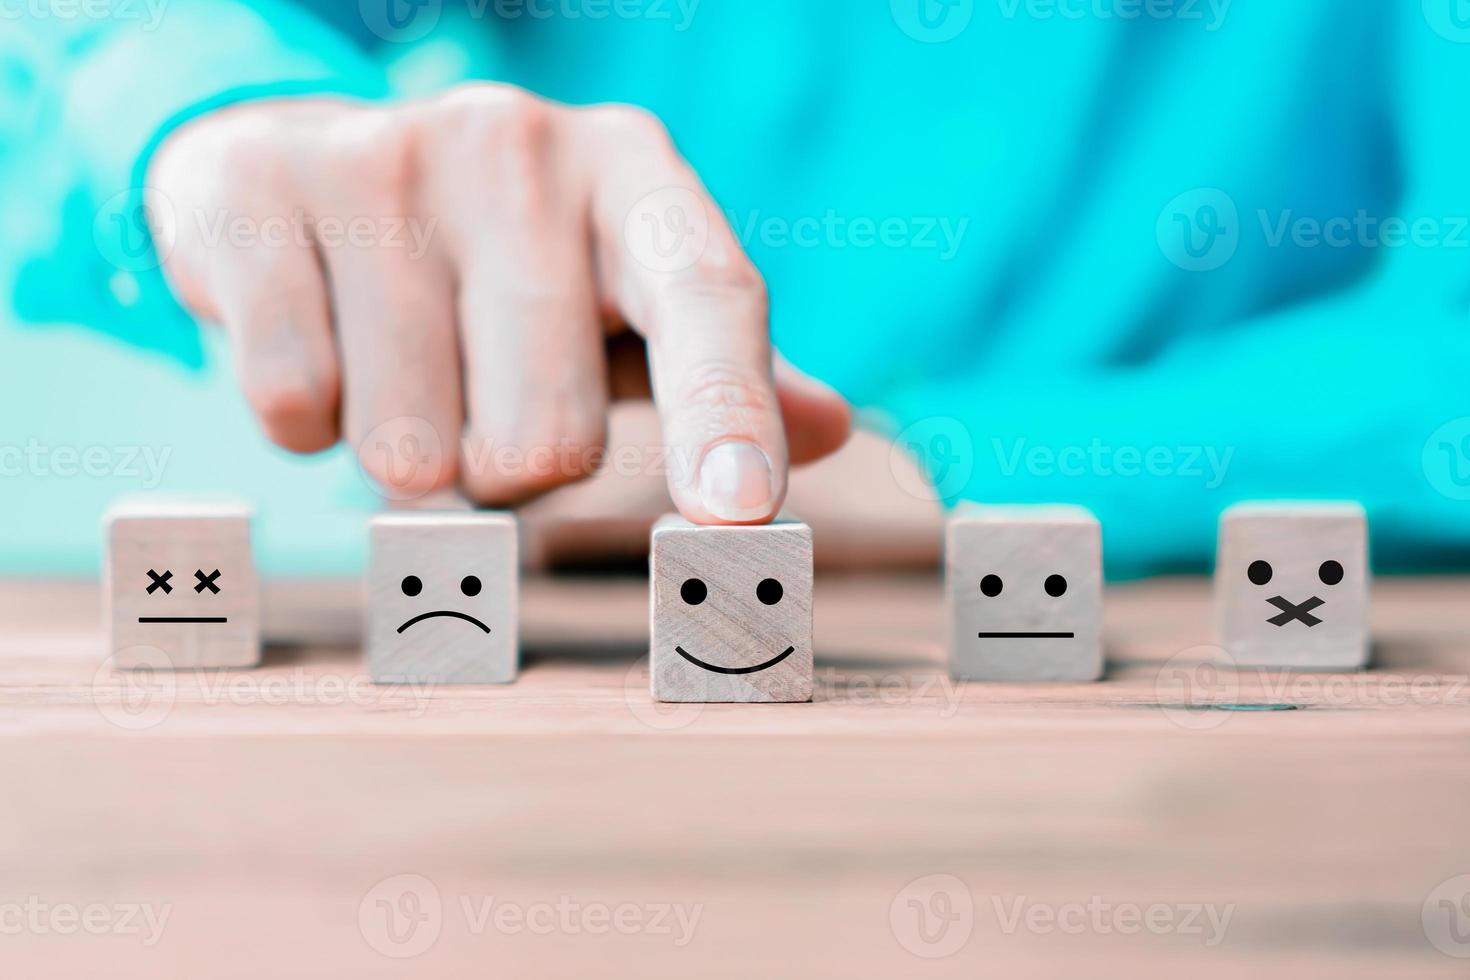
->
[104,499,260,669]
[367,513,518,684]
[1215,502,1369,670]
[945,504,1103,682]
[650,516,812,703]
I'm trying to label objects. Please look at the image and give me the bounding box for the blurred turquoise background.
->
[4,0,1470,576]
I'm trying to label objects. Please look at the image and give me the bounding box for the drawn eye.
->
[980,574,1003,597]
[401,575,423,597]
[1044,574,1067,597]
[193,569,221,594]
[756,578,783,605]
[145,569,173,594]
[1318,560,1343,586]
[461,575,482,597]
[1247,560,1273,586]
[680,578,707,605]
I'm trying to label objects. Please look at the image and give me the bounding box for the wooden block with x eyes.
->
[366,513,519,685]
[1215,502,1369,670]
[104,498,260,669]
[945,503,1103,682]
[649,515,813,703]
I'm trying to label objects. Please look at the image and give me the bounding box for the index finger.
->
[585,107,788,525]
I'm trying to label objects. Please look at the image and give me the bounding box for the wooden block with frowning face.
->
[1215,502,1369,670]
[367,513,518,684]
[946,504,1103,682]
[650,516,812,703]
[104,499,260,669]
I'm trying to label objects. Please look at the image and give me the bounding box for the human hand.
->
[148,84,850,522]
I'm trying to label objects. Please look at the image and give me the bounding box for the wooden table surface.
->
[1,574,1468,978]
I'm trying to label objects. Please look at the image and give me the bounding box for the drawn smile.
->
[675,645,796,675]
[397,610,492,634]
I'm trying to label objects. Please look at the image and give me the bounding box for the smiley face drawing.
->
[945,504,1103,682]
[650,517,813,703]
[105,500,261,669]
[367,514,518,685]
[1216,503,1369,669]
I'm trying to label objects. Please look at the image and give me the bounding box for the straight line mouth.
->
[675,645,796,675]
[977,631,1075,638]
[138,616,228,624]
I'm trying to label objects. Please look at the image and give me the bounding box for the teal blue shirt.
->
[5,1,1470,575]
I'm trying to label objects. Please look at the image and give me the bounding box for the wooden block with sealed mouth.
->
[1215,502,1369,670]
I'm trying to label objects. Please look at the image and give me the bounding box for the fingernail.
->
[698,441,776,522]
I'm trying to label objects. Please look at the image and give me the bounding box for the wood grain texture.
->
[103,500,259,669]
[946,505,1103,681]
[650,516,812,702]
[367,513,518,684]
[3,575,1469,978]
[1216,502,1369,670]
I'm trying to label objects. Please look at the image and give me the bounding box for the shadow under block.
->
[1215,502,1369,670]
[946,504,1103,682]
[650,516,813,703]
[104,500,261,669]
[367,513,519,684]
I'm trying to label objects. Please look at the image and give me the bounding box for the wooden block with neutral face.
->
[946,504,1103,682]
[104,499,260,669]
[1215,502,1369,670]
[367,513,518,684]
[650,516,813,703]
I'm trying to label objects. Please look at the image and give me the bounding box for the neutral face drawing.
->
[946,505,1103,682]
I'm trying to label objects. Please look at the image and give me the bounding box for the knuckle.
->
[325,111,416,208]
[675,360,775,420]
[588,103,672,149]
[658,255,769,315]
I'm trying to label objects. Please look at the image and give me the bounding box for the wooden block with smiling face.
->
[367,513,519,684]
[1215,502,1369,670]
[945,504,1103,682]
[650,516,813,703]
[104,499,260,669]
